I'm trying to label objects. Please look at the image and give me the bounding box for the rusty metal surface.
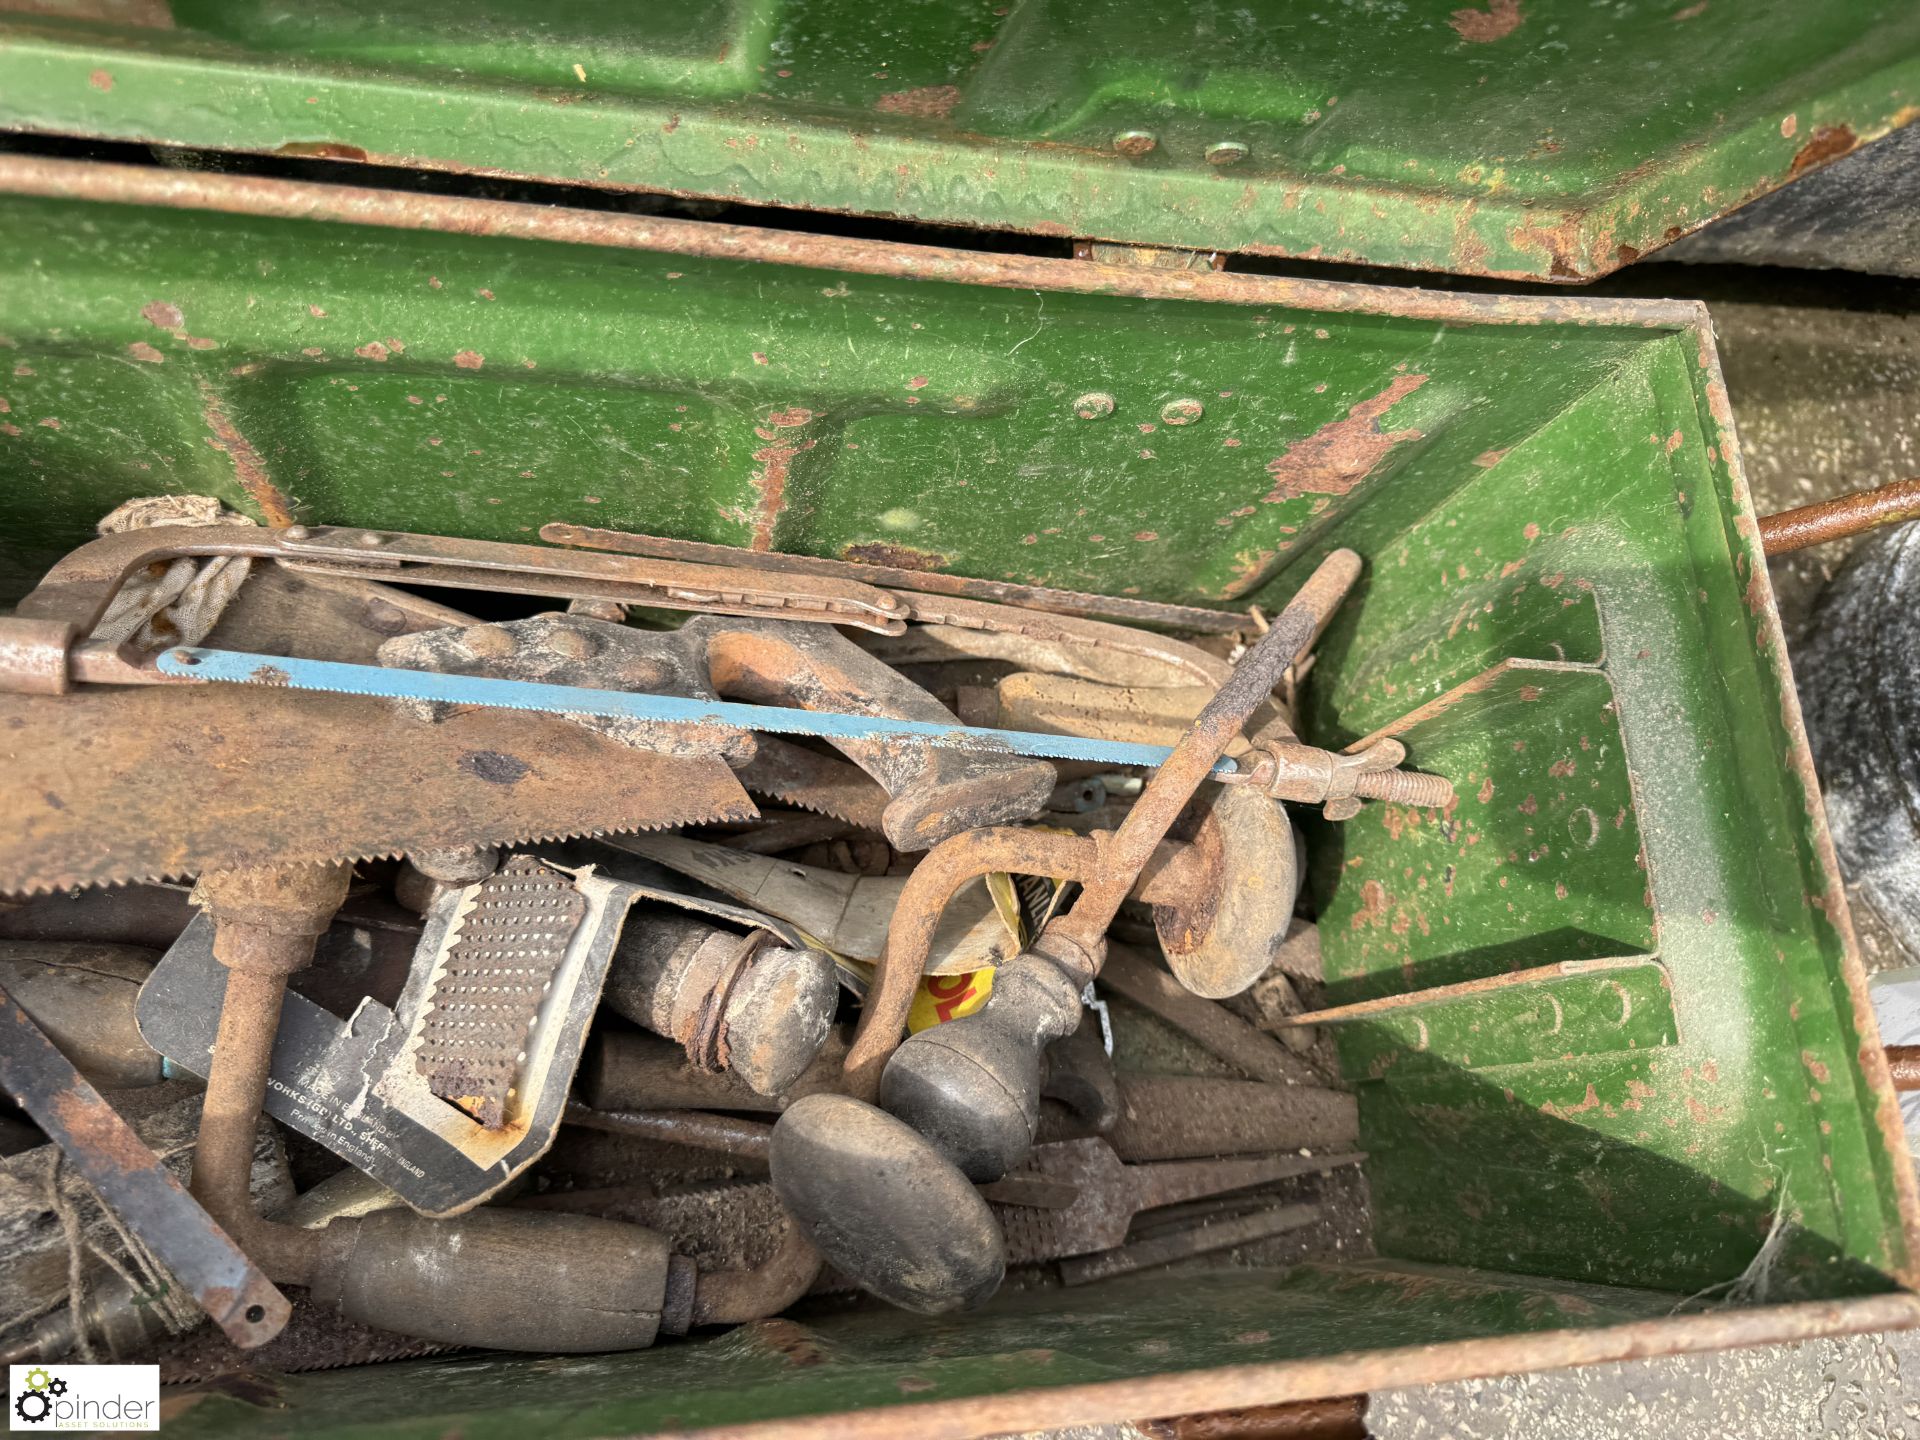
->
[563,1104,774,1162]
[1147,785,1302,1001]
[976,1174,1082,1210]
[277,527,909,635]
[693,616,1057,851]
[0,154,1719,335]
[0,679,756,895]
[993,1139,1359,1262]
[843,827,1091,1097]
[188,865,351,1290]
[736,738,890,832]
[1097,1077,1360,1163]
[1057,1202,1321,1288]
[154,1306,455,1385]
[1050,550,1360,955]
[843,551,1362,1092]
[1226,735,1454,820]
[1097,947,1324,1089]
[0,4,1914,284]
[0,144,1904,1436]
[0,981,291,1349]
[626,1294,1920,1440]
[1759,477,1920,555]
[8,522,908,651]
[1142,1395,1368,1440]
[415,857,585,1129]
[864,597,1238,692]
[0,616,77,694]
[543,523,1249,635]
[377,612,756,766]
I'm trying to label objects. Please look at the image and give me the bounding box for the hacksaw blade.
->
[0,681,756,896]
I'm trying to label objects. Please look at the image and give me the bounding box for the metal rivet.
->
[1205,141,1250,167]
[1160,398,1205,426]
[280,524,310,540]
[1112,130,1158,158]
[1073,391,1116,420]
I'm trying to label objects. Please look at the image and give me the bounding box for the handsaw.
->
[0,681,755,895]
[0,567,758,897]
[152,647,1244,776]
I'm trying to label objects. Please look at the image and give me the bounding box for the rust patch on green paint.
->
[276,140,370,162]
[140,300,183,330]
[1450,0,1524,43]
[748,436,815,552]
[1789,124,1859,176]
[875,85,960,120]
[197,380,296,527]
[841,541,948,571]
[1263,374,1427,504]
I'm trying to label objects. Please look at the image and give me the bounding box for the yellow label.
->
[907,967,995,1033]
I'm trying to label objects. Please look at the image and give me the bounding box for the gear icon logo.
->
[13,1367,62,1424]
[14,1388,51,1424]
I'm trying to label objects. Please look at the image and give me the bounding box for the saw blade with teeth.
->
[735,735,890,830]
[0,681,756,897]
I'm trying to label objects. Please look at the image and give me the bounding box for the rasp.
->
[155,647,1242,777]
[415,856,588,1129]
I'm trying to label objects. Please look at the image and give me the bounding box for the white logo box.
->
[9,1364,159,1432]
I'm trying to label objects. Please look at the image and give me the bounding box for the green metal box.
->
[0,0,1917,280]
[0,155,1913,1436]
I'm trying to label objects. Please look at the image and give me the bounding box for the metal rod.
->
[542,523,1249,635]
[562,1103,775,1161]
[842,828,1095,1097]
[0,983,291,1349]
[1759,478,1920,556]
[1051,549,1362,949]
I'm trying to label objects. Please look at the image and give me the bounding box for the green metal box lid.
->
[0,0,1917,280]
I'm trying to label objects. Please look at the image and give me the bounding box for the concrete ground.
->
[1369,262,1920,1439]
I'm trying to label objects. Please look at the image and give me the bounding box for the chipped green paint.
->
[0,179,1911,1428]
[0,0,1917,279]
[0,191,1608,603]
[1302,332,1915,1298]
[153,1266,1681,1440]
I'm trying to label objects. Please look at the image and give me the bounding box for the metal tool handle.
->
[0,982,291,1349]
[1048,548,1363,954]
[867,552,1363,1184]
[1124,1149,1367,1213]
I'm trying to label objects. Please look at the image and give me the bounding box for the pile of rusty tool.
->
[0,510,1454,1373]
